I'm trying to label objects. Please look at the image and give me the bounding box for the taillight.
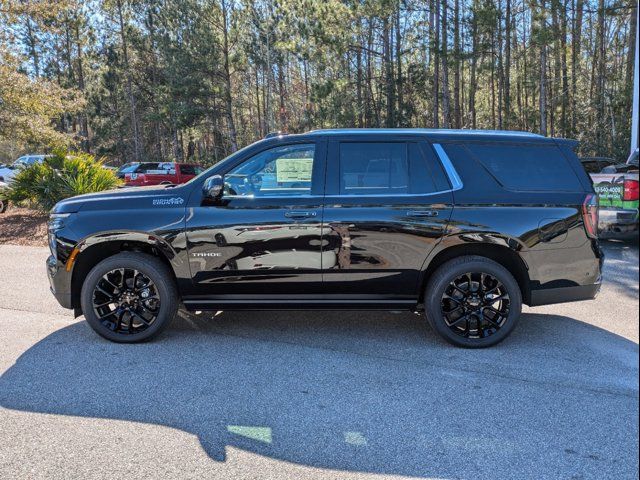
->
[582,194,599,238]
[623,179,639,201]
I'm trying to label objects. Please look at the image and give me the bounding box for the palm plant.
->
[7,150,121,211]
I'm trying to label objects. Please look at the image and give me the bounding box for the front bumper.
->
[46,255,73,309]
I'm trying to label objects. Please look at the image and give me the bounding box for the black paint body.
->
[47,129,603,314]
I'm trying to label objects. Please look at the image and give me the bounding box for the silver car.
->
[0,154,50,183]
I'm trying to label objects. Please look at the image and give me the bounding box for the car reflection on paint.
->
[188,223,336,272]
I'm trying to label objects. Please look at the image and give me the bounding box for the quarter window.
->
[464,143,583,191]
[224,144,315,197]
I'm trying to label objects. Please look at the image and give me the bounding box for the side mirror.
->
[203,175,224,201]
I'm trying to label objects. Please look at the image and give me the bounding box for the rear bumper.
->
[46,255,73,309]
[529,283,601,307]
[598,208,639,237]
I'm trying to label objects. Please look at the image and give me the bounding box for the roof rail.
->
[265,131,287,139]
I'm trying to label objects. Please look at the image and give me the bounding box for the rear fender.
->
[417,232,531,304]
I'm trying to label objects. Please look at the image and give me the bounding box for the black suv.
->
[47,129,603,347]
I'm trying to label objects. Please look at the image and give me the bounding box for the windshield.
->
[14,156,31,167]
[118,163,139,173]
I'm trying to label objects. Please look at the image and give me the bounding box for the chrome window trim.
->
[220,142,463,200]
[432,143,464,191]
[323,191,453,198]
[222,192,455,199]
[222,194,318,199]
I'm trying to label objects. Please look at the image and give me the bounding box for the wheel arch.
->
[70,232,182,313]
[419,237,531,305]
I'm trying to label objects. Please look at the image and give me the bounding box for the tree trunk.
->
[559,0,569,137]
[594,0,606,149]
[221,0,238,152]
[540,43,548,136]
[626,0,638,99]
[453,0,461,128]
[469,0,478,129]
[255,66,262,137]
[497,7,504,129]
[441,0,452,128]
[356,46,364,128]
[504,0,512,128]
[396,1,403,126]
[551,0,562,137]
[431,0,440,127]
[571,0,584,134]
[383,16,395,127]
[74,18,90,151]
[116,0,142,161]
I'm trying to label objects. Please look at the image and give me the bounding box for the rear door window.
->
[137,163,160,173]
[464,143,583,192]
[338,142,445,195]
[180,165,194,175]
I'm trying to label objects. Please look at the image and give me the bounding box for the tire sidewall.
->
[425,258,522,348]
[80,254,177,343]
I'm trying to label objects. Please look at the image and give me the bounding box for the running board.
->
[182,296,417,311]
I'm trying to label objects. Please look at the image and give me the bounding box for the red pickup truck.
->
[123,162,204,186]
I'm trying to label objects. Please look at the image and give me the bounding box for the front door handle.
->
[406,210,439,217]
[284,211,317,218]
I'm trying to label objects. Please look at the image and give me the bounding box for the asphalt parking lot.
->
[0,240,638,480]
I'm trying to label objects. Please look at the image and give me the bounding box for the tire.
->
[80,252,178,343]
[424,255,522,348]
[0,198,6,214]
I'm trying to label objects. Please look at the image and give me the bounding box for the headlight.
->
[48,213,71,232]
[48,213,71,257]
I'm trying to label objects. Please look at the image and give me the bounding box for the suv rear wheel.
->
[80,252,178,343]
[424,255,522,348]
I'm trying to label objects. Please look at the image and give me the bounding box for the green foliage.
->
[7,150,122,211]
[0,0,636,163]
[0,61,84,153]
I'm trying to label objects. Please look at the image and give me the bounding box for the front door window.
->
[224,144,315,197]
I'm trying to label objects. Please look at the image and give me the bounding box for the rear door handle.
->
[284,211,317,218]
[406,210,438,217]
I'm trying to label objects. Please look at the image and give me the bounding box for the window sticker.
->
[276,158,313,183]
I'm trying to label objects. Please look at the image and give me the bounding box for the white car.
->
[0,154,49,183]
[0,180,7,213]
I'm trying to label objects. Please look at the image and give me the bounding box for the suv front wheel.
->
[80,252,178,343]
[424,255,522,348]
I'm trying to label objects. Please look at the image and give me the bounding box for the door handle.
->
[284,211,317,218]
[406,210,439,217]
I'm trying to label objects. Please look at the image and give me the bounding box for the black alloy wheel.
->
[81,252,178,343]
[424,255,522,348]
[92,268,161,335]
[441,272,510,339]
